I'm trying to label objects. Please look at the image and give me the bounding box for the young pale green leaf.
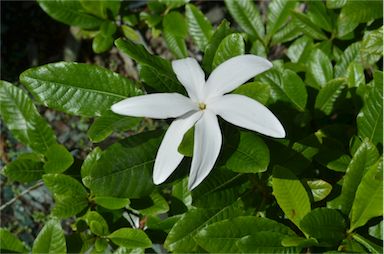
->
[212,33,245,69]
[79,0,120,19]
[272,166,311,228]
[361,26,383,67]
[202,20,233,73]
[315,79,345,115]
[92,21,117,53]
[352,233,383,253]
[350,158,383,231]
[194,216,296,253]
[94,196,130,210]
[89,131,161,198]
[338,140,379,215]
[37,0,103,29]
[163,12,188,58]
[32,220,66,254]
[224,0,264,41]
[0,81,57,153]
[307,1,334,32]
[225,131,269,173]
[346,62,365,88]
[83,211,109,236]
[108,228,152,248]
[307,179,332,202]
[233,81,270,105]
[43,144,74,173]
[81,147,102,188]
[300,208,346,246]
[87,110,141,143]
[3,157,44,183]
[281,236,319,248]
[357,72,383,145]
[164,202,244,252]
[286,36,313,63]
[368,221,382,240]
[307,48,333,88]
[334,42,361,78]
[339,1,383,24]
[20,62,141,117]
[237,232,299,253]
[0,229,29,253]
[185,4,213,51]
[267,0,297,38]
[291,11,328,40]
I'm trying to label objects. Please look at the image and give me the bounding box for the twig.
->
[0,181,44,211]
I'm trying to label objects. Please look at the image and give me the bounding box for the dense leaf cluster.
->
[1,0,382,253]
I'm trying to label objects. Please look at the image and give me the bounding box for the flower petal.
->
[111,93,197,119]
[172,58,205,101]
[153,111,203,184]
[205,55,272,99]
[188,110,222,190]
[209,94,285,138]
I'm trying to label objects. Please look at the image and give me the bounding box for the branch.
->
[0,181,44,211]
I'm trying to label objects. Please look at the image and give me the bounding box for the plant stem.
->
[0,181,44,211]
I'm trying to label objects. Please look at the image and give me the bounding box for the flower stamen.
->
[198,102,206,110]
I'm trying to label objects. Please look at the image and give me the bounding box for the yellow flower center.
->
[198,102,206,110]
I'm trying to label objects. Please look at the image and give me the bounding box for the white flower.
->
[112,55,285,190]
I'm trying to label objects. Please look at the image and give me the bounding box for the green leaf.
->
[225,131,269,173]
[315,78,345,115]
[0,81,56,153]
[194,216,296,253]
[346,62,365,88]
[163,12,188,58]
[44,144,74,173]
[185,4,213,51]
[164,202,244,252]
[338,140,379,215]
[361,27,383,66]
[281,236,319,248]
[92,21,117,53]
[232,81,270,105]
[369,221,383,240]
[237,232,299,253]
[158,0,188,9]
[202,20,233,73]
[272,166,311,228]
[136,191,170,216]
[271,21,302,45]
[89,131,161,198]
[212,33,245,69]
[307,1,334,32]
[37,0,103,29]
[83,211,109,236]
[267,0,297,38]
[20,62,141,117]
[87,110,141,143]
[32,220,67,254]
[286,36,313,63]
[94,196,130,210]
[307,179,332,202]
[52,196,88,218]
[108,228,152,248]
[115,38,184,93]
[326,0,347,9]
[0,229,28,253]
[334,42,361,78]
[81,147,102,188]
[350,158,383,231]
[357,72,383,145]
[79,0,120,19]
[224,0,264,41]
[300,208,346,246]
[352,233,383,254]
[292,11,328,40]
[3,157,44,183]
[250,39,267,57]
[307,48,333,88]
[339,1,383,24]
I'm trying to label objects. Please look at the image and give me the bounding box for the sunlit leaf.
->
[32,220,66,254]
[185,4,213,51]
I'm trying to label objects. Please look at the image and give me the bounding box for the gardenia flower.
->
[112,55,285,190]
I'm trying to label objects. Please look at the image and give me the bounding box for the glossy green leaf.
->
[267,0,297,38]
[357,72,383,145]
[108,228,152,248]
[202,20,233,73]
[87,110,141,143]
[115,38,184,93]
[292,11,328,40]
[89,131,161,198]
[336,13,359,39]
[52,196,88,218]
[286,36,313,63]
[369,221,383,240]
[224,0,264,40]
[300,208,346,246]
[346,62,365,88]
[37,0,103,29]
[0,81,56,153]
[339,1,383,23]
[307,179,332,202]
[194,216,296,253]
[307,48,333,88]
[281,236,319,248]
[350,158,383,231]
[94,196,130,210]
[233,81,270,105]
[137,191,170,216]
[83,211,109,236]
[326,0,347,9]
[81,147,102,188]
[0,229,28,253]
[352,233,383,253]
[237,233,299,253]
[163,12,188,58]
[334,42,361,78]
[271,21,302,45]
[122,25,141,43]
[361,26,383,66]
[250,39,267,57]
[272,166,311,227]
[32,220,66,254]
[92,21,116,53]
[164,202,244,252]
[79,0,120,19]
[20,62,141,117]
[212,33,245,69]
[44,144,74,173]
[315,78,345,115]
[338,140,379,215]
[3,157,44,183]
[185,4,213,51]
[225,131,269,173]
[307,1,334,32]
